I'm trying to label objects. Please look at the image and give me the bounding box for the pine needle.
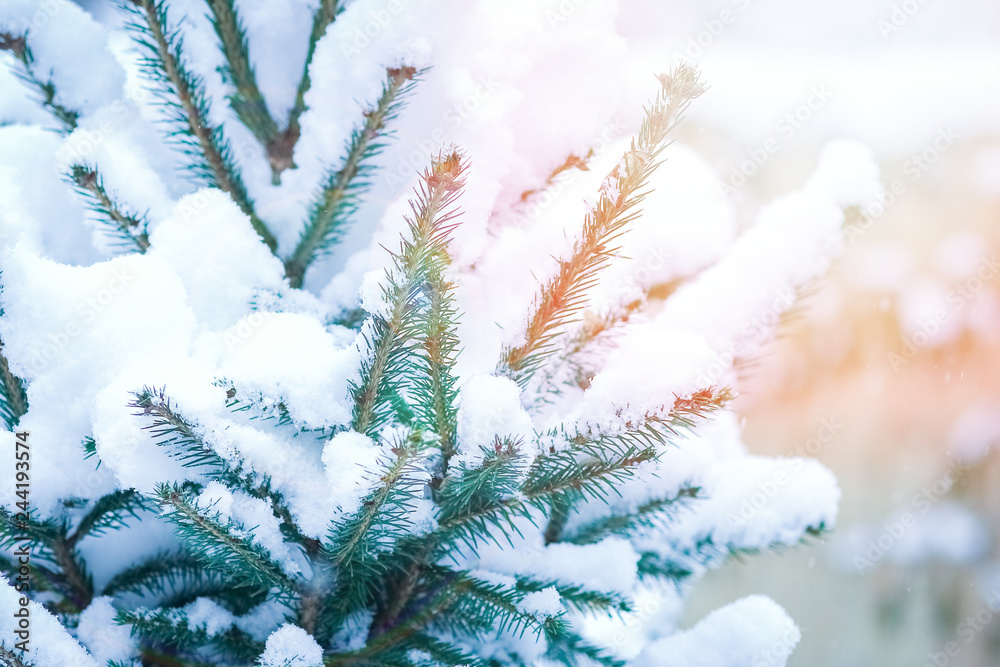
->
[500,64,706,388]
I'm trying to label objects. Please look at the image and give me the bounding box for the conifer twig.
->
[102,550,211,599]
[323,432,429,620]
[0,645,34,667]
[270,0,341,181]
[125,0,277,251]
[285,66,418,289]
[438,442,658,552]
[69,489,149,543]
[564,487,700,545]
[2,511,96,613]
[415,239,461,472]
[0,340,27,430]
[500,65,705,388]
[133,387,319,553]
[203,0,281,166]
[70,165,151,253]
[0,32,78,132]
[50,533,94,611]
[350,150,466,435]
[129,387,229,475]
[155,483,298,597]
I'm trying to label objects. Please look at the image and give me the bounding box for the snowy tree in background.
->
[0,1,880,666]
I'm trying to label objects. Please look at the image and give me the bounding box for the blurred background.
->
[65,0,1000,664]
[624,0,1000,665]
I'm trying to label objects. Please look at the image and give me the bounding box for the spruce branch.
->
[327,571,477,665]
[0,556,67,610]
[203,0,281,160]
[437,440,657,554]
[50,531,94,611]
[402,634,489,667]
[272,0,341,181]
[567,386,733,456]
[0,645,33,667]
[0,339,27,430]
[636,527,828,586]
[0,509,60,567]
[434,437,525,551]
[515,576,631,616]
[545,631,627,667]
[285,66,419,289]
[0,32,78,132]
[154,482,298,597]
[129,387,229,476]
[563,487,699,545]
[102,550,214,600]
[350,150,467,436]
[539,387,728,543]
[453,570,567,640]
[499,64,705,388]
[636,551,694,584]
[412,230,461,473]
[323,431,430,617]
[119,607,265,664]
[123,0,277,251]
[70,489,149,544]
[1,509,96,612]
[133,386,322,554]
[69,164,151,253]
[364,567,564,659]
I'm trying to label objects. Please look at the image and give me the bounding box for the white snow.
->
[75,596,138,665]
[146,189,287,331]
[576,329,719,437]
[0,576,100,666]
[655,141,880,360]
[259,623,324,667]
[634,595,800,667]
[183,597,237,636]
[322,430,384,516]
[455,374,535,467]
[0,0,125,117]
[196,482,307,577]
[518,586,562,620]
[214,311,359,429]
[466,533,641,599]
[0,0,932,662]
